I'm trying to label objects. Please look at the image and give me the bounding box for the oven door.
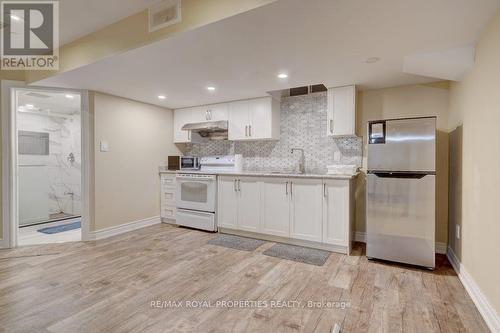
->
[176,174,216,212]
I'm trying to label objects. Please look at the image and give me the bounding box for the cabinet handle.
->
[330,119,334,133]
[323,183,327,197]
[238,179,241,192]
[290,181,293,196]
[285,181,288,195]
[245,125,248,137]
[234,179,237,191]
[249,125,252,137]
[209,110,213,120]
[205,110,209,120]
[188,131,191,140]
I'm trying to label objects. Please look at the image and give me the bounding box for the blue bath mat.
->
[37,221,81,234]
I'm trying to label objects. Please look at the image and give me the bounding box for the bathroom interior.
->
[17,90,82,245]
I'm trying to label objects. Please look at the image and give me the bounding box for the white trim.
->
[435,242,447,255]
[353,232,447,254]
[87,216,161,241]
[354,231,366,242]
[1,80,25,249]
[447,247,500,333]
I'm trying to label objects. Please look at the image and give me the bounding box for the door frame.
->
[1,80,91,248]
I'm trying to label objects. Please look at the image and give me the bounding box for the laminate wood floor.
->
[0,224,489,333]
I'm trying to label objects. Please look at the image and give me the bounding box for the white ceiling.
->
[59,0,155,45]
[37,0,500,109]
[18,90,81,115]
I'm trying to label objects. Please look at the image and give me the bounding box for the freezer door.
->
[366,172,435,268]
[368,117,436,172]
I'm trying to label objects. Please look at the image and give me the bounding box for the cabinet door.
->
[190,106,209,123]
[327,85,356,136]
[261,178,290,237]
[248,97,271,139]
[323,180,349,246]
[218,176,239,229]
[228,100,249,140]
[207,103,228,121]
[237,177,261,232]
[290,179,323,242]
[173,109,192,143]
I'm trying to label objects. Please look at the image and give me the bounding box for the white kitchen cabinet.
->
[218,176,239,229]
[290,179,323,242]
[228,100,249,140]
[228,97,280,141]
[261,178,290,237]
[206,103,228,121]
[217,176,260,231]
[327,85,356,136]
[322,179,353,252]
[190,106,208,123]
[236,177,261,232]
[173,108,192,143]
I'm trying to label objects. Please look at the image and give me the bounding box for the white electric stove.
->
[175,155,240,231]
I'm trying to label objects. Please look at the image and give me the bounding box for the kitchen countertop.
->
[159,167,358,180]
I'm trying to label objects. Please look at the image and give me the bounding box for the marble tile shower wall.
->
[181,92,362,174]
[18,112,81,216]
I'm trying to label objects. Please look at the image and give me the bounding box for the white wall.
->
[448,9,500,318]
[91,92,181,231]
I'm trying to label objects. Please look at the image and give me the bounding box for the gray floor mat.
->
[263,243,331,266]
[208,234,266,251]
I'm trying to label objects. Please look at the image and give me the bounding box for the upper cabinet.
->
[173,96,280,143]
[327,85,356,137]
[229,97,280,141]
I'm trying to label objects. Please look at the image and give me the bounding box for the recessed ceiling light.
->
[10,14,21,21]
[277,73,288,79]
[65,94,74,99]
[366,57,380,64]
[206,86,216,91]
[158,95,166,100]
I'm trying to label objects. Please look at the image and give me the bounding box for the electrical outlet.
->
[456,224,461,239]
[100,140,109,152]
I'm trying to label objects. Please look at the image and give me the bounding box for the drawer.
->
[161,188,176,205]
[160,174,176,188]
[161,205,176,219]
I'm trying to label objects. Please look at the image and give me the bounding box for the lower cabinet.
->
[261,178,290,237]
[218,176,261,231]
[323,180,351,247]
[160,173,176,222]
[290,179,323,242]
[217,175,353,254]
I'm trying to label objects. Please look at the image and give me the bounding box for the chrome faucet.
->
[291,148,305,174]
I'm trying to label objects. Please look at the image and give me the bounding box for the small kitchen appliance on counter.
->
[167,156,180,170]
[176,155,238,232]
[180,156,200,170]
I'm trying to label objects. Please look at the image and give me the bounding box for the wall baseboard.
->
[447,247,500,333]
[353,232,447,254]
[87,216,161,241]
[0,238,9,249]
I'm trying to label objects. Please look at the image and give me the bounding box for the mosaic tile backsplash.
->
[181,92,362,174]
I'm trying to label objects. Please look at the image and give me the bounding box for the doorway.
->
[13,88,84,246]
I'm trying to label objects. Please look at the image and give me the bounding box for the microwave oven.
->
[180,156,200,170]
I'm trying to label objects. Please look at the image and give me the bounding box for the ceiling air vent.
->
[289,84,327,96]
[149,0,182,33]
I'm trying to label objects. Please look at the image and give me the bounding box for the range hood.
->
[181,120,228,140]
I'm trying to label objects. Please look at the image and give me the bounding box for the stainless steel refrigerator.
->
[366,116,436,269]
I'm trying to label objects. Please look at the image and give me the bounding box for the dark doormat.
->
[263,243,331,266]
[208,234,266,251]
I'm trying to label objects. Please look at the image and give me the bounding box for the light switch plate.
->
[100,140,109,152]
[456,224,461,239]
